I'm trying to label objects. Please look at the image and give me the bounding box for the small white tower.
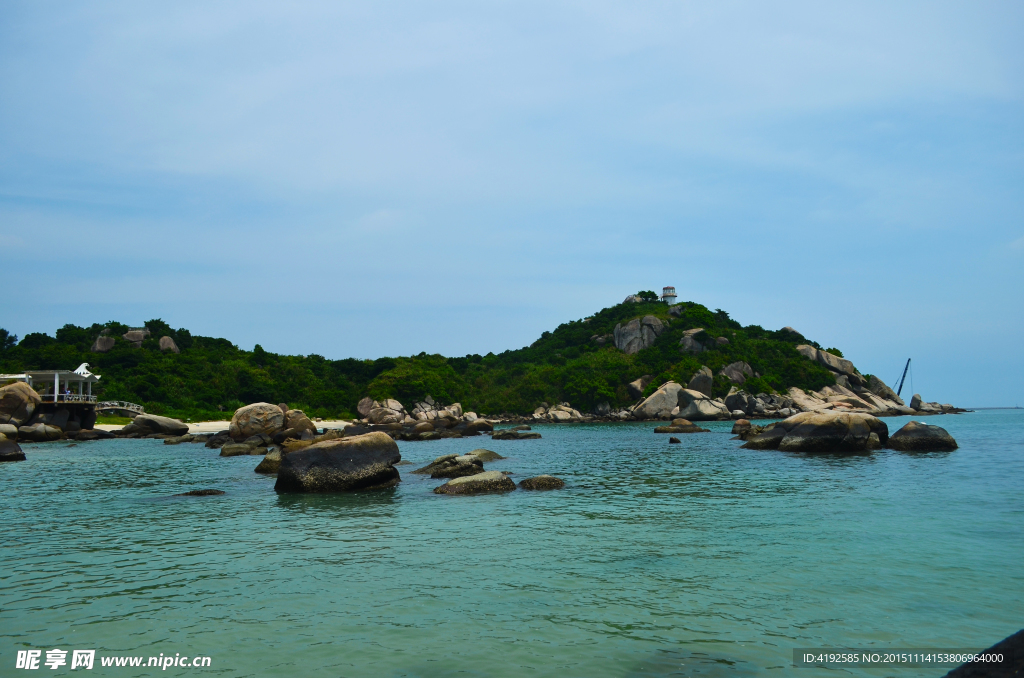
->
[661,286,677,304]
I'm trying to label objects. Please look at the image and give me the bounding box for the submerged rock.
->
[519,475,565,490]
[275,432,401,493]
[466,448,505,462]
[668,437,681,444]
[433,471,516,495]
[175,489,225,496]
[491,429,541,440]
[0,438,26,462]
[887,421,958,451]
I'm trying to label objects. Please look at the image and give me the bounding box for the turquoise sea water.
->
[2,411,1022,677]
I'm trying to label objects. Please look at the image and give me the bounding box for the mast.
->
[894,358,911,397]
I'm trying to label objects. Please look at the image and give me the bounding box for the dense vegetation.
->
[0,299,844,420]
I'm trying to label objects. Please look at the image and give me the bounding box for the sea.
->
[2,410,1022,677]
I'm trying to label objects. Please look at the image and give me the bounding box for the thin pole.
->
[54,373,59,403]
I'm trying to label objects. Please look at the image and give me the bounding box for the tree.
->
[0,329,16,351]
[637,290,659,302]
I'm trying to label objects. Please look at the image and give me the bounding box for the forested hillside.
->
[0,298,845,420]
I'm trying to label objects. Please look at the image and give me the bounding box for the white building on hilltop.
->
[661,286,677,304]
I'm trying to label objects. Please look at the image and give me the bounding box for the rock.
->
[0,382,41,427]
[632,381,683,419]
[627,375,655,400]
[677,388,730,421]
[367,407,404,425]
[466,448,505,462]
[131,414,189,436]
[943,627,1024,678]
[18,424,62,442]
[724,391,756,415]
[720,361,754,385]
[740,427,787,449]
[887,421,958,451]
[679,335,705,354]
[0,423,19,440]
[519,475,565,490]
[254,447,283,473]
[219,443,254,457]
[413,422,434,433]
[668,437,681,444]
[414,454,484,478]
[731,419,751,434]
[205,433,233,449]
[433,471,516,495]
[795,344,859,378]
[122,328,150,347]
[687,367,714,397]
[356,397,375,418]
[592,401,611,416]
[0,438,25,462]
[163,434,195,445]
[623,294,643,303]
[491,429,542,440]
[229,403,285,441]
[745,411,889,453]
[72,429,112,441]
[90,336,116,352]
[284,409,318,436]
[158,336,180,353]
[175,489,225,496]
[464,419,494,435]
[655,417,710,433]
[867,376,903,405]
[780,326,803,339]
[613,316,665,354]
[275,432,401,493]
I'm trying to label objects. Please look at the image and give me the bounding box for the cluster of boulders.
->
[412,449,563,495]
[532,403,585,422]
[89,328,180,353]
[625,369,962,422]
[734,412,958,453]
[0,382,108,450]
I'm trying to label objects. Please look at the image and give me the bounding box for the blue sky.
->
[1,1,1022,406]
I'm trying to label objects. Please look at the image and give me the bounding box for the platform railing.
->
[43,394,99,404]
[96,400,145,414]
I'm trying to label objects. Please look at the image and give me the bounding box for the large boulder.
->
[90,335,116,352]
[0,423,18,440]
[122,328,150,347]
[687,367,713,397]
[795,345,861,383]
[632,382,683,420]
[887,421,958,451]
[158,336,180,353]
[678,328,706,354]
[133,414,189,436]
[867,375,903,405]
[433,471,516,495]
[0,437,25,462]
[284,409,318,436]
[745,411,888,453]
[356,397,375,418]
[627,374,654,400]
[229,403,285,441]
[0,382,41,427]
[614,316,665,354]
[18,423,63,442]
[274,432,401,493]
[719,361,754,385]
[725,391,756,416]
[677,389,730,421]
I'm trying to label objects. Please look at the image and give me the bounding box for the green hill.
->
[0,298,842,420]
